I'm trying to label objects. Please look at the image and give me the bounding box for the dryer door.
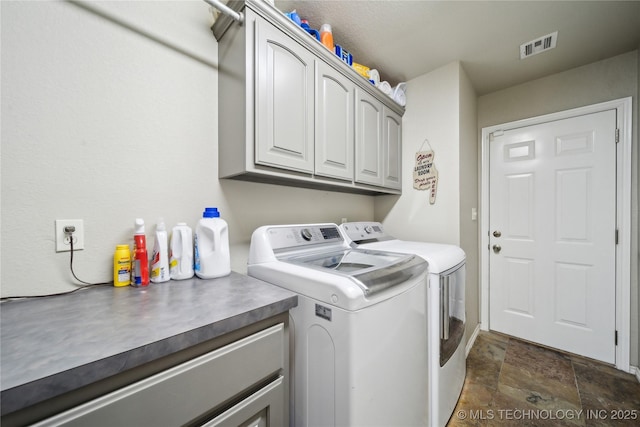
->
[440,262,466,366]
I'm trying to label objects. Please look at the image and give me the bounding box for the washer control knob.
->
[300,228,313,241]
[331,294,339,303]
[364,225,373,234]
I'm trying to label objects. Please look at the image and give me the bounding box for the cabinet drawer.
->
[203,376,284,426]
[33,324,285,427]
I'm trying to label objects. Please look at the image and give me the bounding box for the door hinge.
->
[615,229,619,244]
[615,330,618,346]
[615,128,620,143]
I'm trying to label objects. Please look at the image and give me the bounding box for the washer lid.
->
[283,248,426,296]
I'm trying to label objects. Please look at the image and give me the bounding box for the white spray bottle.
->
[150,218,170,283]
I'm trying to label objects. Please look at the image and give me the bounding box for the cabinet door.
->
[255,18,315,173]
[355,89,383,186]
[383,107,402,190]
[315,62,354,181]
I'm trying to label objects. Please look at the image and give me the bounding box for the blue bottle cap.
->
[203,207,220,218]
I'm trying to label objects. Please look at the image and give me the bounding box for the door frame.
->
[479,97,632,372]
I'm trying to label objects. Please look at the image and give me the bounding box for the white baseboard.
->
[630,365,640,383]
[465,323,481,357]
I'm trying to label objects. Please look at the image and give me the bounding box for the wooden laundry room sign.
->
[413,139,438,204]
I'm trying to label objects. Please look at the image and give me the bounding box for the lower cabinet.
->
[32,324,286,427]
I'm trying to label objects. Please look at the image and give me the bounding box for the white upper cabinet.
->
[255,18,315,173]
[383,107,402,190]
[214,0,404,195]
[355,89,383,186]
[315,61,354,181]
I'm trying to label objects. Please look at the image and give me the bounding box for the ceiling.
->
[274,0,640,95]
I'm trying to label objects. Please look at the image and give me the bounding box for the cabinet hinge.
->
[615,128,620,143]
[615,229,619,245]
[615,330,618,346]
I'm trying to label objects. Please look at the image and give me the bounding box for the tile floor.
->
[447,331,640,426]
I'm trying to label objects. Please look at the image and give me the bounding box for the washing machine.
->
[340,221,466,427]
[248,223,429,426]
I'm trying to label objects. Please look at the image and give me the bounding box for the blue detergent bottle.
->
[301,19,320,41]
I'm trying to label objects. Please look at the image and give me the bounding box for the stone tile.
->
[503,338,575,384]
[447,332,640,427]
[498,363,582,411]
[573,361,640,427]
[488,390,585,427]
[465,332,508,389]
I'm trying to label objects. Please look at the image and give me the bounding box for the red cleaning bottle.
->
[133,218,150,286]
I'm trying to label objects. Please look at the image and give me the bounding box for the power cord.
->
[0,226,113,301]
[66,226,111,287]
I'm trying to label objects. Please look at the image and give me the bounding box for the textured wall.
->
[0,1,373,297]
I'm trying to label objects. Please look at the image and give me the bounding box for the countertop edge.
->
[0,275,297,416]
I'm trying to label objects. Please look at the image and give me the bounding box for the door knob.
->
[492,245,502,254]
[493,230,502,238]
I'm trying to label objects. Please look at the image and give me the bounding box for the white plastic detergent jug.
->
[194,207,230,279]
[169,223,194,280]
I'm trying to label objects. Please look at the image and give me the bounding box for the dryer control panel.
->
[341,222,388,243]
[267,224,344,251]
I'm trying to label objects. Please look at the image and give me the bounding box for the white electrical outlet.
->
[55,219,84,252]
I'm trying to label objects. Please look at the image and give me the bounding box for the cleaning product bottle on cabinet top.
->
[132,218,150,287]
[319,23,334,51]
[301,19,320,41]
[169,223,194,280]
[194,207,230,279]
[150,218,170,283]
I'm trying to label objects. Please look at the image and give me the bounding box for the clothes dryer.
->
[341,221,466,427]
[248,223,429,426]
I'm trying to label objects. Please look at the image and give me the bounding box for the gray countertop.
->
[0,272,297,415]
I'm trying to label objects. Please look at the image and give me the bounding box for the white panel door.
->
[489,109,617,363]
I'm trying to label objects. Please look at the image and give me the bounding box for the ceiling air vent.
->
[520,31,558,59]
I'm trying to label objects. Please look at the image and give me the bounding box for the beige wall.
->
[375,62,461,244]
[0,1,373,297]
[459,65,479,348]
[375,62,480,347]
[478,50,639,367]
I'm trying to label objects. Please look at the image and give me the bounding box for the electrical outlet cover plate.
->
[55,219,84,252]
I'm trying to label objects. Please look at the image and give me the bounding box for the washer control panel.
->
[267,224,344,251]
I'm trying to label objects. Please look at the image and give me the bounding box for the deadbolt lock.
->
[493,230,502,238]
